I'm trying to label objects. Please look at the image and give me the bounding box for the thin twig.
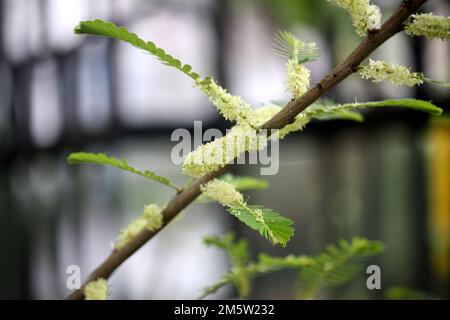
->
[66,0,427,300]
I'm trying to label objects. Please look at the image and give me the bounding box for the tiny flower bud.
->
[201,179,245,207]
[142,204,164,231]
[84,278,109,300]
[115,204,163,250]
[286,60,311,99]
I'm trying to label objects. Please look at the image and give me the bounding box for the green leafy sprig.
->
[67,152,180,191]
[75,19,210,85]
[200,234,383,300]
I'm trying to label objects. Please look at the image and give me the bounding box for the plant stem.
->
[262,0,427,130]
[66,0,427,300]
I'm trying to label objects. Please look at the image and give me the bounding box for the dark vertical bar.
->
[411,35,432,292]
[11,64,33,153]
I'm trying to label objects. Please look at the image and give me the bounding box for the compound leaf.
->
[227,205,294,247]
[75,19,209,84]
[67,152,179,191]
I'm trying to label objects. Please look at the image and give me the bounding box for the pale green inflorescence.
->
[198,79,255,127]
[115,204,163,250]
[282,35,315,99]
[286,59,311,99]
[405,13,450,41]
[182,125,268,177]
[328,0,382,37]
[84,278,109,300]
[184,32,315,179]
[142,204,164,231]
[201,179,245,207]
[359,59,425,87]
[182,103,309,177]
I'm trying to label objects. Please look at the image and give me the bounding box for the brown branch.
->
[263,0,427,130]
[66,0,427,300]
[66,166,230,300]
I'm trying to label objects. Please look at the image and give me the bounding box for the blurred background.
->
[0,0,449,300]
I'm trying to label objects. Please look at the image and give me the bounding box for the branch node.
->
[368,29,380,38]
[351,64,359,73]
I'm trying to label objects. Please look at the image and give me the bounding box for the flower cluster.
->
[182,126,268,177]
[279,35,316,100]
[286,59,311,99]
[142,204,164,231]
[84,278,109,300]
[359,59,424,87]
[198,79,255,126]
[183,32,316,178]
[115,204,163,250]
[201,179,245,207]
[405,13,450,41]
[182,104,310,177]
[328,0,382,37]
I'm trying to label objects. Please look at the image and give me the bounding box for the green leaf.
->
[182,64,192,73]
[203,233,249,267]
[256,254,312,272]
[227,205,294,247]
[313,110,364,122]
[345,99,442,115]
[273,30,320,63]
[67,152,180,191]
[424,77,450,89]
[199,273,235,300]
[220,174,269,191]
[200,235,383,300]
[306,98,443,118]
[74,19,203,81]
[385,286,434,300]
[297,237,384,299]
[201,233,251,299]
[306,99,364,122]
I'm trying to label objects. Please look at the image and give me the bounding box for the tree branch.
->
[66,0,427,300]
[263,0,427,130]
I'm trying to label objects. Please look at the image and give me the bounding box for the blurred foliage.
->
[242,0,368,62]
[385,286,435,300]
[201,233,383,299]
[254,0,332,29]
